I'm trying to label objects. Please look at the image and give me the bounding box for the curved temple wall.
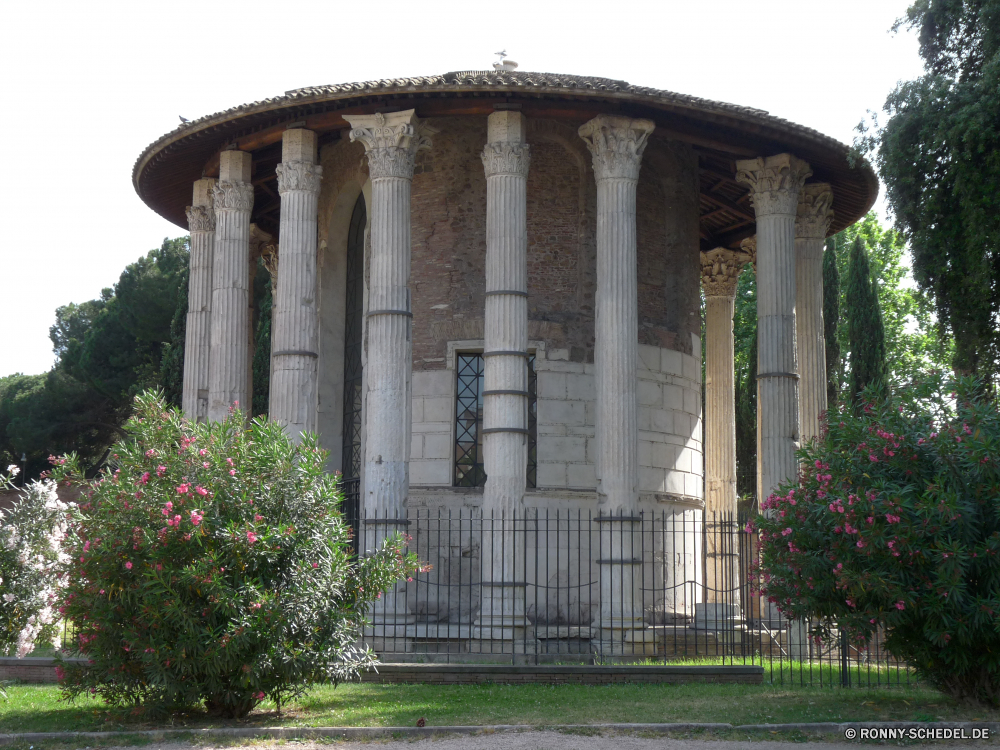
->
[315,115,703,512]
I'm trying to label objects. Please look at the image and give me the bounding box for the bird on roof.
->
[179,116,190,123]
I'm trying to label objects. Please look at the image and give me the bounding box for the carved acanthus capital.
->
[212,180,254,212]
[740,236,757,273]
[276,161,323,194]
[795,183,834,240]
[735,154,812,216]
[249,224,275,261]
[701,247,752,298]
[481,142,531,177]
[345,109,437,180]
[185,205,216,233]
[578,115,655,182]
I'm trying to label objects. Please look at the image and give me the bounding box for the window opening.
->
[341,194,366,528]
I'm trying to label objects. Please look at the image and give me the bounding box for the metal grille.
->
[527,354,537,488]
[359,508,915,687]
[454,354,486,486]
[340,194,366,527]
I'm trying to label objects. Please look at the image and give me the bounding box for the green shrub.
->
[754,375,1000,706]
[54,392,418,717]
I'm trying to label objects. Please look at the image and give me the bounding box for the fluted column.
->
[270,128,323,440]
[579,114,655,655]
[701,247,750,608]
[795,184,834,446]
[208,151,254,422]
[183,179,216,422]
[476,110,532,644]
[735,154,812,503]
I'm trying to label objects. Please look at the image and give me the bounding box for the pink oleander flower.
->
[246,531,258,544]
[156,465,167,477]
[145,449,156,458]
[203,461,210,468]
[138,471,150,485]
[781,528,792,536]
[162,501,174,516]
[256,691,265,700]
[125,561,133,570]
[896,601,906,610]
[190,511,203,526]
[199,448,208,456]
[254,514,263,522]
[195,486,208,496]
[312,562,319,568]
[229,469,236,476]
[176,483,190,495]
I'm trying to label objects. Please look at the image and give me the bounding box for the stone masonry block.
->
[682,354,700,383]
[412,370,453,397]
[651,442,678,470]
[691,332,702,361]
[410,459,451,485]
[664,470,685,495]
[538,399,585,426]
[685,472,703,498]
[662,384,684,411]
[423,396,453,423]
[424,433,452,460]
[219,149,252,182]
[547,348,570,361]
[565,373,595,401]
[640,466,667,493]
[661,349,684,377]
[638,440,652,466]
[683,388,700,416]
[537,462,567,488]
[282,127,318,163]
[637,407,652,431]
[539,436,586,464]
[411,397,424,423]
[567,462,596,488]
[638,344,661,373]
[411,434,423,460]
[638,380,662,406]
[651,408,674,433]
[538,372,567,399]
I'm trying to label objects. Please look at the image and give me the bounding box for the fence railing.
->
[356,507,913,688]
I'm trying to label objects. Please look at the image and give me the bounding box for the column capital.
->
[795,183,835,240]
[186,205,216,233]
[740,235,757,270]
[249,224,275,260]
[276,161,323,194]
[481,142,531,177]
[345,109,436,180]
[735,154,812,216]
[701,247,752,298]
[212,181,254,212]
[578,115,655,182]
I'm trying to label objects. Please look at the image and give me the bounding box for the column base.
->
[593,617,657,657]
[693,602,742,632]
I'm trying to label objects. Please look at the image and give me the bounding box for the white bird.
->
[179,116,190,123]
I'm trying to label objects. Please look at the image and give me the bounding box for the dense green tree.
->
[823,239,841,407]
[733,266,757,502]
[846,236,887,401]
[1,238,190,480]
[861,0,1000,382]
[252,265,272,418]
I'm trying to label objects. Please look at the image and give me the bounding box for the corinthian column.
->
[796,184,834,446]
[344,109,433,532]
[701,247,750,610]
[183,179,216,422]
[208,151,254,422]
[735,154,812,503]
[579,114,655,656]
[270,128,323,440]
[475,110,532,645]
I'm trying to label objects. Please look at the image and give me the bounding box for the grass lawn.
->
[1,681,997,734]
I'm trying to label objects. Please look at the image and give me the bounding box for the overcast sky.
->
[0,0,924,378]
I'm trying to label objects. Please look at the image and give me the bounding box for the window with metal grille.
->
[340,194,365,529]
[453,352,538,489]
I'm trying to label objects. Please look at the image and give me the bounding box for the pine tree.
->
[823,238,841,407]
[846,235,887,402]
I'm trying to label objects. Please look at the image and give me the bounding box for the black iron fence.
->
[355,507,913,688]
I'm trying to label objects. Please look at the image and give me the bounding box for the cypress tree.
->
[846,235,887,402]
[823,238,841,407]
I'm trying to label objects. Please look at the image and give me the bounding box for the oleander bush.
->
[0,471,72,656]
[54,392,419,717]
[754,375,1000,707]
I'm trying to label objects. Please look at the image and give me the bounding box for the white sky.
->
[0,0,924,378]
